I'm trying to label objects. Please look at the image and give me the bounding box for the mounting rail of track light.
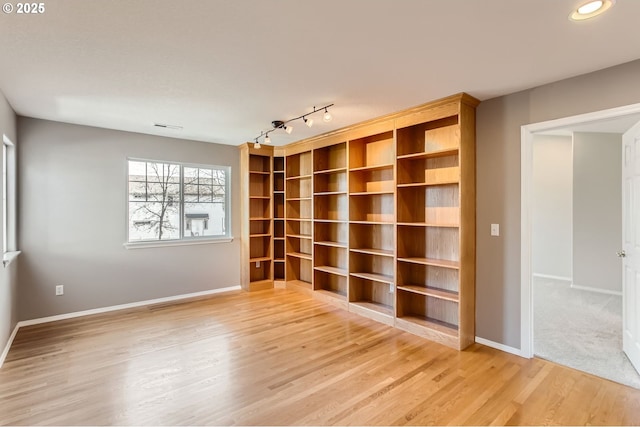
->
[252,103,334,149]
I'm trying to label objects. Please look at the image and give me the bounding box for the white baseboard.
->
[0,323,20,368]
[475,336,526,358]
[18,285,241,328]
[570,283,622,296]
[532,273,572,282]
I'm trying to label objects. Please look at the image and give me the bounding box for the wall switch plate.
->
[55,285,64,296]
[491,224,500,236]
[389,283,394,293]
[256,261,260,268]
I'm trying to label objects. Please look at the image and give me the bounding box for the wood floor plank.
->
[1,288,639,425]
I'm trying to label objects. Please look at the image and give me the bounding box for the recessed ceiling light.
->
[570,0,615,21]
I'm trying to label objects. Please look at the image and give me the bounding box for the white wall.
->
[0,90,19,361]
[17,118,241,320]
[572,132,622,293]
[532,134,573,279]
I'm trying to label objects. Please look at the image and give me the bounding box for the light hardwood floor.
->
[1,288,639,425]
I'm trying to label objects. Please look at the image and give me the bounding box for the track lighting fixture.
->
[250,103,334,148]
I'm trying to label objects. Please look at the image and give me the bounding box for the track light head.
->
[254,139,261,149]
[264,135,271,144]
[285,125,293,134]
[323,108,332,122]
[304,117,314,128]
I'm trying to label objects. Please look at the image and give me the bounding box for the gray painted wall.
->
[17,118,241,320]
[0,90,19,357]
[532,134,572,279]
[476,58,640,349]
[572,132,622,293]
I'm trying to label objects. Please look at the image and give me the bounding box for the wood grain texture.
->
[1,288,639,426]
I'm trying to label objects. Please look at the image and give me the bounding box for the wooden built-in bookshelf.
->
[240,93,478,350]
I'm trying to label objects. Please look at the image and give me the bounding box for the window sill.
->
[123,237,234,250]
[3,250,21,268]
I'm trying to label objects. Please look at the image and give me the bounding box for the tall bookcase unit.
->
[240,93,478,350]
[273,155,286,283]
[285,149,313,293]
[348,130,396,325]
[312,142,349,308]
[240,144,273,291]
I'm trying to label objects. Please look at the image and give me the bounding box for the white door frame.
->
[520,102,640,358]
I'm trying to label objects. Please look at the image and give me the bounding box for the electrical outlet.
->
[55,285,64,296]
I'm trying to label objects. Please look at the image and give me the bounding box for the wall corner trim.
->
[475,336,527,358]
[0,323,20,368]
[0,286,241,367]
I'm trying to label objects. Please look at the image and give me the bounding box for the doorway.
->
[520,103,640,388]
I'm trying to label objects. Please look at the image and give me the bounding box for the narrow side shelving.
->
[273,156,285,281]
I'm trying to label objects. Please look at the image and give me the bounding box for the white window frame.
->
[2,134,19,266]
[124,158,233,249]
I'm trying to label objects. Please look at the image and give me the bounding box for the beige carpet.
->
[534,276,640,389]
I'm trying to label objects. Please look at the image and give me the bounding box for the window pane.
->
[198,169,213,185]
[128,201,180,241]
[212,185,225,197]
[128,161,147,177]
[145,162,180,183]
[184,202,225,237]
[184,184,199,202]
[212,169,225,186]
[199,185,213,202]
[128,182,147,201]
[184,167,198,184]
[128,160,181,242]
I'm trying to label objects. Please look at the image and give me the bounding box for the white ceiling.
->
[1,0,640,147]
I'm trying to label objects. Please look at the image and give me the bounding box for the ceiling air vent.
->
[153,123,183,130]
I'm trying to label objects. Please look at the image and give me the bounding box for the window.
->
[127,159,231,245]
[2,134,18,265]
